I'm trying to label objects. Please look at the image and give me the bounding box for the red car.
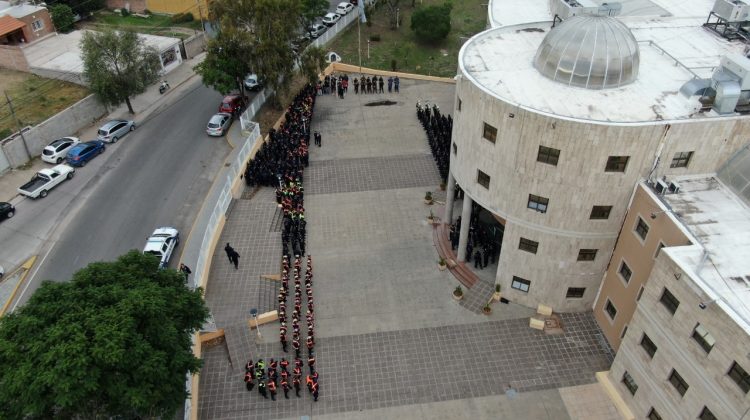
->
[219,95,247,117]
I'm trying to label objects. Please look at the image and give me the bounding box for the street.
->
[12,80,232,306]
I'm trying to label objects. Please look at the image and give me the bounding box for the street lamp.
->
[249,308,262,342]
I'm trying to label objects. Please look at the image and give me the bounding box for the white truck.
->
[17,165,75,199]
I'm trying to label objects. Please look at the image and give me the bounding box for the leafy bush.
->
[369,34,380,42]
[391,59,397,71]
[120,7,130,17]
[49,4,75,33]
[170,12,194,23]
[411,2,453,43]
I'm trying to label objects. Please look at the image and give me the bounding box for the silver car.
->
[206,113,233,137]
[97,119,136,143]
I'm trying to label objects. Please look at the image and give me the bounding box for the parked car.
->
[219,94,247,117]
[244,74,262,91]
[307,23,327,38]
[41,137,80,164]
[143,227,179,268]
[66,141,106,167]
[336,2,354,15]
[0,202,15,221]
[17,165,75,199]
[206,113,233,137]
[322,12,341,26]
[97,119,136,143]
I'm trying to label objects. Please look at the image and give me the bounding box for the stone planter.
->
[438,263,447,271]
[453,291,463,300]
[492,291,501,302]
[482,306,492,315]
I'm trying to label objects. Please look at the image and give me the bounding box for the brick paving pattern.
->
[460,280,496,313]
[305,154,440,195]
[199,312,613,419]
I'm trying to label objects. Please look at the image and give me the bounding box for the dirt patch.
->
[254,75,311,136]
[364,100,398,107]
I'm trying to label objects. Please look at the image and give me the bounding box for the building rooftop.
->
[469,0,747,123]
[0,2,46,18]
[661,176,750,334]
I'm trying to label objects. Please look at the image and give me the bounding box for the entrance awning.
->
[0,15,26,37]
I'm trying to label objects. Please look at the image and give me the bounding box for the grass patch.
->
[87,10,202,39]
[327,0,488,77]
[0,69,90,138]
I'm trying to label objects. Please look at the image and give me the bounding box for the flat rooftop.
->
[469,0,746,123]
[662,176,750,334]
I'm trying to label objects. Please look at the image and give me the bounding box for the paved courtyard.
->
[198,78,616,420]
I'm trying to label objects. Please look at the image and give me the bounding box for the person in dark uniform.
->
[293,375,302,397]
[378,76,384,93]
[474,250,483,269]
[244,371,255,391]
[281,378,290,399]
[224,243,235,264]
[483,245,491,267]
[258,380,268,399]
[354,77,359,94]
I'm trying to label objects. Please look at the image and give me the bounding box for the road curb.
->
[0,255,36,316]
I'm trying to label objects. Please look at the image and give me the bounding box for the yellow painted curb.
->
[596,371,635,420]
[0,255,37,316]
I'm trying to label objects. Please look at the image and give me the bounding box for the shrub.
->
[120,8,130,17]
[170,12,194,23]
[411,2,453,42]
[369,34,380,42]
[391,59,397,71]
[49,4,75,33]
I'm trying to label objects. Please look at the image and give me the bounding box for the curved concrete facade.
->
[450,51,750,311]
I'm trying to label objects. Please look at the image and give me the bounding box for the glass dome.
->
[533,15,640,90]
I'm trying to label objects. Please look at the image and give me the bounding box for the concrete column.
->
[444,172,456,224]
[457,195,473,262]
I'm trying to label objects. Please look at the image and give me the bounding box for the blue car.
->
[66,140,105,167]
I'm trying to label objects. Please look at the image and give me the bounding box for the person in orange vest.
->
[306,336,314,354]
[305,374,314,393]
[268,378,277,401]
[293,337,301,358]
[311,379,319,402]
[308,354,316,374]
[293,375,301,397]
[280,357,289,371]
[281,378,290,399]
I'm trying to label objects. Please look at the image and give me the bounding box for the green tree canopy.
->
[49,4,75,33]
[0,251,210,419]
[197,0,324,106]
[301,0,329,29]
[61,0,104,16]
[80,29,162,114]
[411,2,453,42]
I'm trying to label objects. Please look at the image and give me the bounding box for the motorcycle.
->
[159,81,170,94]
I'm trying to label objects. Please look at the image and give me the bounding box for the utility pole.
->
[4,91,31,160]
[195,0,208,43]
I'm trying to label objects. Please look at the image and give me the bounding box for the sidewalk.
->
[0,53,206,204]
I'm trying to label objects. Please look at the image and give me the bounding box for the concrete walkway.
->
[197,78,617,420]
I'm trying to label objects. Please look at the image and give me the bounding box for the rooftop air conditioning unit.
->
[655,180,669,194]
[669,181,681,194]
[712,0,750,21]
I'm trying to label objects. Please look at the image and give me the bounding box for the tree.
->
[62,0,104,17]
[300,0,329,29]
[299,45,327,83]
[383,0,400,29]
[199,0,324,107]
[0,251,209,419]
[80,29,162,114]
[49,4,75,33]
[411,3,453,42]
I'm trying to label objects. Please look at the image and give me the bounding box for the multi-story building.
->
[446,0,750,311]
[600,154,750,418]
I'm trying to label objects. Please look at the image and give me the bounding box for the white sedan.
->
[143,227,180,269]
[336,2,354,15]
[322,12,341,26]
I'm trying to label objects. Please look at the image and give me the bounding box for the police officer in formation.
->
[417,101,452,182]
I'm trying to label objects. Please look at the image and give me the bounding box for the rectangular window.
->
[605,299,617,320]
[654,242,665,259]
[482,122,497,143]
[668,369,689,396]
[618,261,632,284]
[647,408,662,420]
[622,371,638,395]
[477,170,490,189]
[699,406,717,420]
[659,288,680,315]
[636,286,645,301]
[458,98,462,111]
[605,156,630,172]
[640,334,657,358]
[511,276,531,293]
[728,361,750,394]
[518,238,539,254]
[537,145,561,166]
[527,194,549,213]
[620,325,628,339]
[590,205,612,220]
[577,249,597,261]
[31,19,43,31]
[452,143,457,155]
[566,287,585,298]
[691,323,716,354]
[670,151,694,168]
[634,217,649,241]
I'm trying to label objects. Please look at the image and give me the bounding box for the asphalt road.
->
[18,80,231,302]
